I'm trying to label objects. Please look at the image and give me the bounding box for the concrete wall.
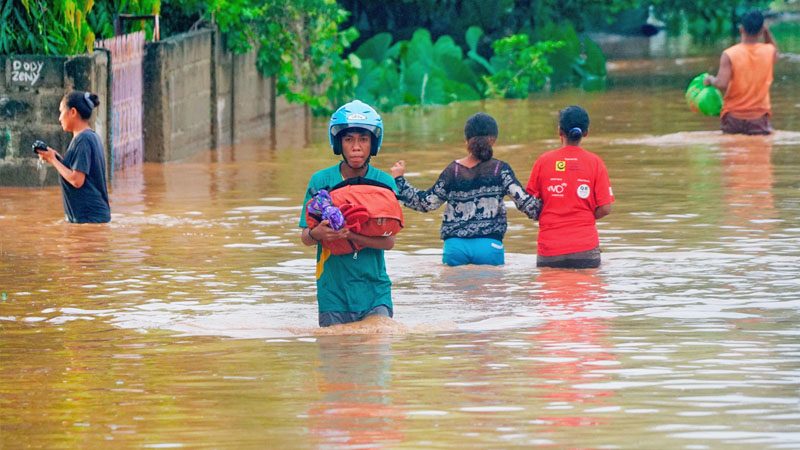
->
[211,31,234,147]
[275,95,310,150]
[230,50,274,142]
[0,52,110,186]
[145,28,305,162]
[144,29,214,162]
[1,26,309,185]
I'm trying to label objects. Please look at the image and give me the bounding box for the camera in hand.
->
[32,140,48,154]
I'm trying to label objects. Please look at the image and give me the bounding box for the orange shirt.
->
[526,146,614,257]
[721,43,776,119]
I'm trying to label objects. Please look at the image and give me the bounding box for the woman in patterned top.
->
[390,112,541,266]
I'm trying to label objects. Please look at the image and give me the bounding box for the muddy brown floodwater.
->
[2,54,799,448]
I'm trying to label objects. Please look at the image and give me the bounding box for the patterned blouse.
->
[395,159,541,241]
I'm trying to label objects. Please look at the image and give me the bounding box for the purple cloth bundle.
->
[306,189,345,230]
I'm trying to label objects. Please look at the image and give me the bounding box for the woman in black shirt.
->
[390,113,540,266]
[36,91,110,223]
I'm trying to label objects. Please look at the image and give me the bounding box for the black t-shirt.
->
[59,129,111,223]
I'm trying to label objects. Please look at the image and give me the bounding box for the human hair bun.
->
[88,92,100,108]
[469,136,494,161]
[558,105,590,143]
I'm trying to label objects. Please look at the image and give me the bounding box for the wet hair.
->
[464,112,498,162]
[741,11,764,36]
[559,105,590,144]
[63,91,100,120]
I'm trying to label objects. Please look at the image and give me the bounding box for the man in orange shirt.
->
[705,10,779,135]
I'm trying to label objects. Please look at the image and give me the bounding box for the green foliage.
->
[339,0,639,53]
[403,30,483,104]
[771,21,800,54]
[353,25,600,109]
[207,0,358,115]
[1,0,96,55]
[465,26,493,74]
[482,34,563,99]
[354,29,485,111]
[88,0,161,41]
[158,0,204,38]
[648,0,773,40]
[534,23,607,91]
[523,0,640,32]
[340,0,776,56]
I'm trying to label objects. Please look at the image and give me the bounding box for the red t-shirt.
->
[526,146,614,257]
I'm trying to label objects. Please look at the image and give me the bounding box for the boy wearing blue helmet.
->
[299,100,399,328]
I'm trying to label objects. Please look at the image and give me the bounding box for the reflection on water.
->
[306,337,404,448]
[2,56,800,448]
[524,269,616,430]
[722,135,775,229]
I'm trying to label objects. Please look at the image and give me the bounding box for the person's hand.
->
[310,220,349,242]
[37,147,58,164]
[390,160,406,178]
[703,74,715,86]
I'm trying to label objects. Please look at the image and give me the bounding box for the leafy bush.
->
[354,29,483,110]
[534,23,607,91]
[338,0,637,49]
[353,25,606,110]
[1,0,162,55]
[206,0,359,115]
[648,0,772,40]
[88,0,161,41]
[157,0,203,38]
[472,32,563,99]
[1,0,96,55]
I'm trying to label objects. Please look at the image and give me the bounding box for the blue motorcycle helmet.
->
[329,100,384,156]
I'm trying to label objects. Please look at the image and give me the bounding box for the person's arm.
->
[704,53,732,91]
[39,148,86,188]
[391,160,447,212]
[525,160,540,197]
[595,204,612,219]
[593,158,614,220]
[300,220,348,247]
[300,226,322,247]
[501,165,541,220]
[300,227,317,246]
[348,233,395,251]
[524,160,543,221]
[762,25,779,62]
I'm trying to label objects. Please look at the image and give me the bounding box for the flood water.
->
[2,55,800,448]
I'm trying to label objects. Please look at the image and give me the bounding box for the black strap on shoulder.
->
[330,176,399,199]
[308,179,385,199]
[331,176,397,197]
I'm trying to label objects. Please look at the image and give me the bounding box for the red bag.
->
[305,178,404,255]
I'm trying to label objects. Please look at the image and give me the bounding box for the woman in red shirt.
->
[525,106,614,268]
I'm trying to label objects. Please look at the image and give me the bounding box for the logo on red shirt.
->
[577,184,591,199]
[547,183,567,195]
[555,161,566,172]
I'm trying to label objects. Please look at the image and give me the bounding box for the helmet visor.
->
[330,124,382,140]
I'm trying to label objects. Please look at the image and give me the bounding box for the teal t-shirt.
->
[299,163,398,313]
